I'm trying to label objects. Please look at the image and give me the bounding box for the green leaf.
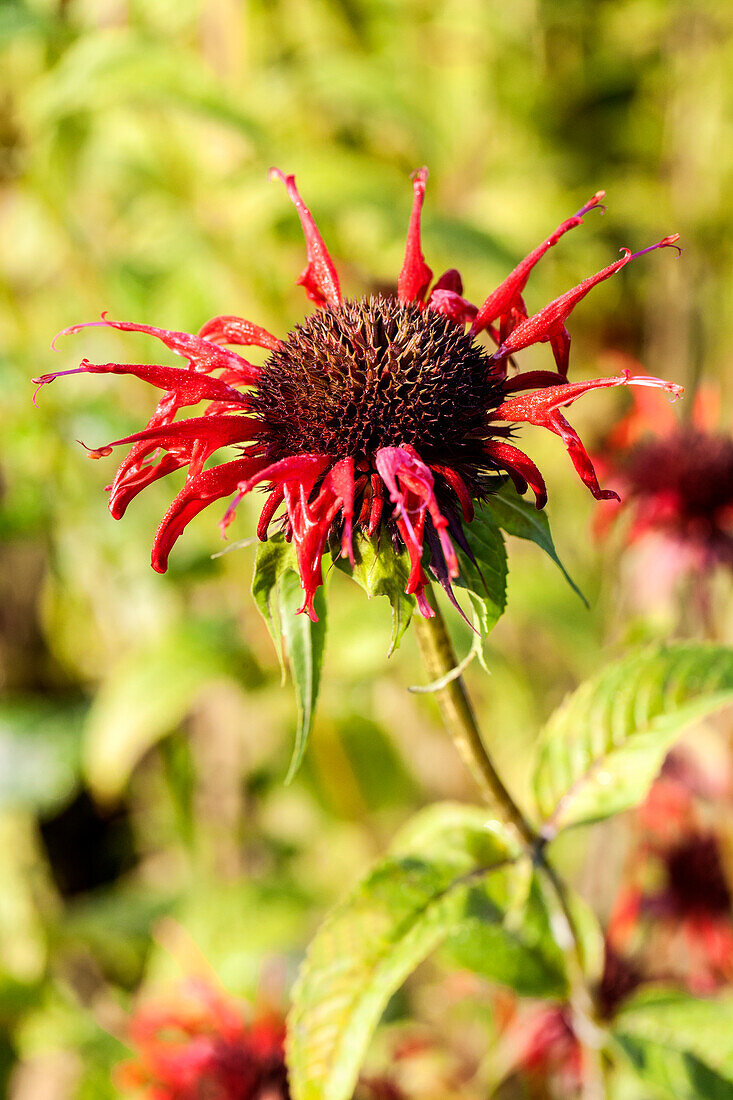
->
[279,571,327,783]
[456,508,507,667]
[287,804,547,1100]
[335,531,414,655]
[252,535,326,782]
[613,989,733,1099]
[483,483,585,603]
[532,644,733,834]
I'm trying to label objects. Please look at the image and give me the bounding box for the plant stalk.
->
[412,592,537,847]
[414,588,606,1099]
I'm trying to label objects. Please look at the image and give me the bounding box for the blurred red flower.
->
[116,980,288,1100]
[596,374,733,575]
[608,756,733,993]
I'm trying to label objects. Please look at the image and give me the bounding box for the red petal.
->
[270,169,342,308]
[33,360,249,406]
[430,464,475,522]
[197,315,282,352]
[489,236,681,365]
[152,457,265,572]
[471,191,606,337]
[52,316,260,381]
[109,449,190,520]
[431,268,463,295]
[97,414,260,455]
[398,168,434,303]
[494,372,683,502]
[427,289,478,326]
[483,441,548,508]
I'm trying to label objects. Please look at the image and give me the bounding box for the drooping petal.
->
[33,360,249,406]
[430,464,475,522]
[493,371,684,502]
[472,191,606,339]
[488,236,681,373]
[198,315,283,352]
[88,414,260,457]
[52,316,261,382]
[153,457,265,572]
[269,168,342,308]
[109,448,191,520]
[398,167,433,303]
[483,440,548,508]
[375,445,458,612]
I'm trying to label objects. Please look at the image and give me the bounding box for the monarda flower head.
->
[596,379,733,573]
[35,170,682,620]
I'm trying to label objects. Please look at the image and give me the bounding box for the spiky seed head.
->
[251,295,504,465]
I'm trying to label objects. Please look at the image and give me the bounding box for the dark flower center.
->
[623,429,733,518]
[665,833,732,917]
[251,295,503,464]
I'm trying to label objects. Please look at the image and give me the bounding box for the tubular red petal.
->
[152,457,265,572]
[34,360,249,406]
[256,486,285,541]
[494,372,683,502]
[398,167,434,303]
[471,191,606,336]
[236,453,331,497]
[427,289,478,326]
[367,474,384,535]
[269,168,342,308]
[197,315,283,352]
[52,316,261,380]
[322,456,355,564]
[489,236,681,364]
[430,464,475,522]
[431,268,463,295]
[109,449,190,520]
[97,414,260,454]
[483,441,548,508]
[375,445,458,590]
[494,371,684,426]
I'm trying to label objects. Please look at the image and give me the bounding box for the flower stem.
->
[412,591,537,848]
[414,588,606,1099]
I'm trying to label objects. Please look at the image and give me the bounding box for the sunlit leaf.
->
[252,534,326,781]
[532,644,733,834]
[456,509,507,667]
[613,989,733,1099]
[483,483,585,603]
[286,803,556,1100]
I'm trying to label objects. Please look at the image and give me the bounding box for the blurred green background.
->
[2,0,733,1095]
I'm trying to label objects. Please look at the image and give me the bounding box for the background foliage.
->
[2,0,733,1096]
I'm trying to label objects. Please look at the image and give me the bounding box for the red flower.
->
[35,170,682,619]
[115,980,288,1100]
[607,760,733,993]
[596,377,733,572]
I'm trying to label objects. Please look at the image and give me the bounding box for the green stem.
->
[412,591,536,847]
[414,587,606,1098]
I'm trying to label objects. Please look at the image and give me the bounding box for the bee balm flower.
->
[35,170,681,619]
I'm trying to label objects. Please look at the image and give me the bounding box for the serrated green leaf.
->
[252,535,327,782]
[483,483,585,603]
[335,531,414,655]
[613,989,733,1099]
[441,869,567,997]
[287,804,558,1100]
[278,571,327,783]
[533,644,733,833]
